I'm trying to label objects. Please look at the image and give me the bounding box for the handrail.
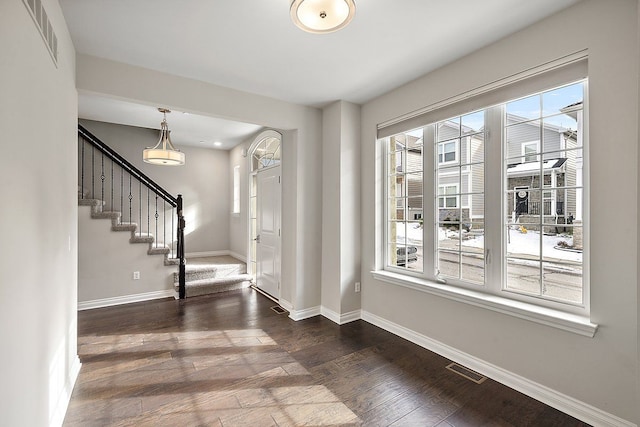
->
[78,124,177,207]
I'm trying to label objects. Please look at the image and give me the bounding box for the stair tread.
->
[178,274,251,285]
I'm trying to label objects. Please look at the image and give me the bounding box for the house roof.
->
[507,158,567,177]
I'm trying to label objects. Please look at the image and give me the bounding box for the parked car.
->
[397,245,418,266]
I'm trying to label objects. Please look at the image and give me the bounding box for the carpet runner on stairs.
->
[174,256,253,298]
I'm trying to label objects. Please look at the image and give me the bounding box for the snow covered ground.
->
[396,223,581,263]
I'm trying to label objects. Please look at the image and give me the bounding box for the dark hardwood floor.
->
[64,289,590,426]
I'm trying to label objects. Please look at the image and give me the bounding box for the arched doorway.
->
[248,130,282,300]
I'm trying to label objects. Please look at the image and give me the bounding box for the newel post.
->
[177,194,186,299]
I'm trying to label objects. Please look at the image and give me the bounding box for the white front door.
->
[256,165,280,299]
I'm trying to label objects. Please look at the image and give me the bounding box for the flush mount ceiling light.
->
[290,0,356,34]
[143,108,185,166]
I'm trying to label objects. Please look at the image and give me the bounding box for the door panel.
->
[256,166,280,299]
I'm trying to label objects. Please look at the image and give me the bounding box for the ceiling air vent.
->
[23,0,58,66]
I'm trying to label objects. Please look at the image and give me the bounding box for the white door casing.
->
[256,165,281,299]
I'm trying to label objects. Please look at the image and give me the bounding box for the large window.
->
[232,165,240,214]
[382,77,586,314]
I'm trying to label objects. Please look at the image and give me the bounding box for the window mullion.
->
[423,124,436,279]
[484,105,504,294]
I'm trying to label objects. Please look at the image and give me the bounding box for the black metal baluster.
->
[128,173,132,224]
[120,167,123,216]
[147,187,150,237]
[110,160,114,211]
[155,193,159,248]
[177,195,185,299]
[139,181,142,236]
[172,206,175,258]
[91,145,95,199]
[163,200,166,254]
[100,152,105,204]
[80,137,85,199]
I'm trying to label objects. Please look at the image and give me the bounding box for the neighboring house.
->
[505,103,583,233]
[393,103,582,234]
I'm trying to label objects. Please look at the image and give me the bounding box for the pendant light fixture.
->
[290,0,356,34]
[143,108,185,166]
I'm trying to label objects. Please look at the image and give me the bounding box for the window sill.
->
[370,270,598,337]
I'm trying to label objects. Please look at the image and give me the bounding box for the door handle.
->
[254,234,261,243]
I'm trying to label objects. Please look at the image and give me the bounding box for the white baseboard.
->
[50,355,81,427]
[288,305,321,321]
[78,290,175,310]
[228,251,247,262]
[185,250,248,263]
[185,250,230,258]
[278,299,293,312]
[361,310,635,427]
[321,307,362,325]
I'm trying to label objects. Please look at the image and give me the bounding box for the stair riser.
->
[176,280,252,298]
[173,265,246,283]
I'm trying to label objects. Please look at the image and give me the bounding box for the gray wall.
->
[361,0,638,424]
[0,0,79,426]
[75,56,323,313]
[321,101,362,320]
[78,206,175,303]
[79,119,231,254]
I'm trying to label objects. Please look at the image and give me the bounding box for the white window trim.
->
[371,269,597,337]
[377,70,594,336]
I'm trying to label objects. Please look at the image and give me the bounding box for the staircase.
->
[78,196,179,266]
[78,124,252,300]
[79,195,253,297]
[175,256,252,297]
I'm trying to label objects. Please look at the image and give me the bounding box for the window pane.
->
[507,225,541,259]
[406,172,423,197]
[387,221,402,244]
[461,250,484,285]
[405,147,423,173]
[437,117,460,141]
[506,120,541,162]
[542,82,584,118]
[468,136,485,164]
[438,165,460,183]
[506,258,541,296]
[506,94,540,123]
[461,111,485,136]
[542,261,583,304]
[438,249,459,278]
[438,140,458,164]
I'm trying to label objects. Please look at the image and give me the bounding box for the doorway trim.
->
[246,130,282,297]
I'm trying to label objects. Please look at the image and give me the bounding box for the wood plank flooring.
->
[64,289,590,426]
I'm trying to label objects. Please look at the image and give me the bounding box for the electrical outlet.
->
[355,282,361,293]
[133,271,140,280]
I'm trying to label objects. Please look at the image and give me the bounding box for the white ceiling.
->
[61,0,581,149]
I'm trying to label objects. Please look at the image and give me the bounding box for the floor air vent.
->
[270,305,287,315]
[446,362,487,384]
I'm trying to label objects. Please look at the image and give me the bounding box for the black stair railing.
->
[78,124,186,298]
